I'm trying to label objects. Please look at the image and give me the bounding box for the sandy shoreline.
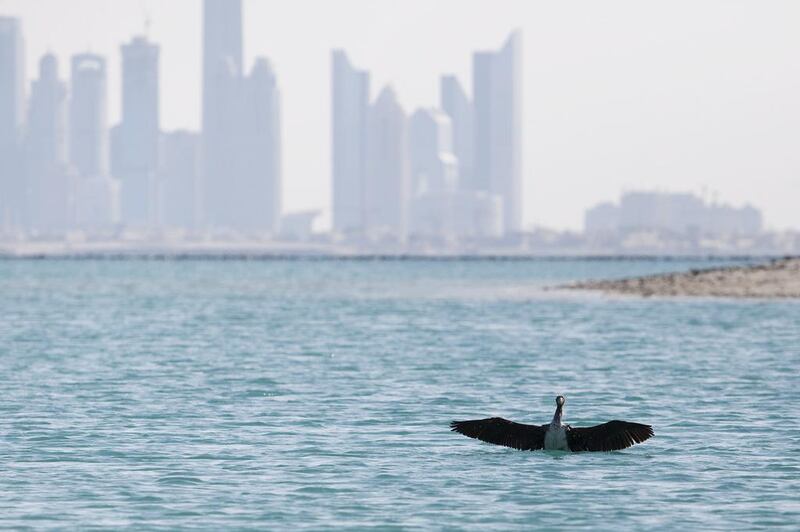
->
[564,257,800,298]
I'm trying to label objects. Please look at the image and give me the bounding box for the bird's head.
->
[556,395,566,407]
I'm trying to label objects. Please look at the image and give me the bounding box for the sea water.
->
[1,258,798,529]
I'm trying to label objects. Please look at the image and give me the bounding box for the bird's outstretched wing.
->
[450,417,547,451]
[566,420,653,452]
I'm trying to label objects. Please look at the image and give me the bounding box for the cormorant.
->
[451,395,653,452]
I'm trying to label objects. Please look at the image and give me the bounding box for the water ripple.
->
[1,259,799,528]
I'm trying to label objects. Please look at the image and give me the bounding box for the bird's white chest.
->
[544,424,569,451]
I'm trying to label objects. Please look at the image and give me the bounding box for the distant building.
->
[452,191,503,239]
[365,87,409,240]
[27,54,67,166]
[202,0,281,233]
[202,0,243,231]
[440,75,473,191]
[159,131,201,230]
[280,210,320,241]
[203,0,242,123]
[238,58,282,231]
[409,108,458,197]
[704,204,762,235]
[331,50,370,236]
[73,176,120,230]
[473,31,523,235]
[26,54,74,232]
[585,191,763,236]
[113,36,160,228]
[584,202,619,234]
[408,108,458,238]
[70,53,119,230]
[70,54,109,177]
[440,70,504,240]
[0,17,25,230]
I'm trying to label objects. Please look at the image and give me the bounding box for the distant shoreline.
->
[0,249,792,263]
[563,257,800,298]
[1,239,797,262]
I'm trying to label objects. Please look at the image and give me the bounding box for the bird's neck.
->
[551,405,564,427]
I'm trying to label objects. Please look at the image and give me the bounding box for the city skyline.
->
[3,5,528,240]
[332,32,521,241]
[1,0,799,232]
[1,2,287,236]
[202,0,282,232]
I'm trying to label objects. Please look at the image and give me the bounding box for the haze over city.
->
[2,4,800,529]
[2,0,798,235]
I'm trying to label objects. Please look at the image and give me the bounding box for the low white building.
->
[585,191,763,236]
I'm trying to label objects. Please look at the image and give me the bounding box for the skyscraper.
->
[331,50,370,236]
[0,17,25,229]
[203,0,242,127]
[239,58,282,231]
[70,53,109,177]
[202,0,281,232]
[26,53,74,231]
[365,86,409,240]
[28,54,67,166]
[202,0,242,229]
[70,53,119,229]
[113,36,160,227]
[440,75,473,191]
[473,31,522,234]
[409,109,457,197]
[408,108,458,238]
[160,130,201,230]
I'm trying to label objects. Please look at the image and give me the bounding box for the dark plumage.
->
[565,420,654,452]
[451,396,653,452]
[449,418,547,451]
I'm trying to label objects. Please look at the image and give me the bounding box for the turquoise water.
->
[1,259,798,529]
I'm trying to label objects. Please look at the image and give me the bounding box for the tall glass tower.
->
[473,31,523,234]
[0,17,25,228]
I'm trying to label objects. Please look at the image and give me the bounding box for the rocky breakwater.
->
[564,257,800,298]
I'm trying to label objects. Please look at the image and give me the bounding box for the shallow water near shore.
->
[1,258,799,529]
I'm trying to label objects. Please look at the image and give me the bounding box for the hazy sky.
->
[2,0,799,230]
